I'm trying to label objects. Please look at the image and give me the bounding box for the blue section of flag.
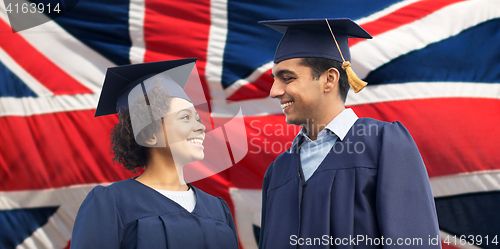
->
[222,0,404,89]
[0,61,37,98]
[53,0,131,65]
[62,0,80,11]
[0,206,59,249]
[435,191,500,249]
[365,18,500,85]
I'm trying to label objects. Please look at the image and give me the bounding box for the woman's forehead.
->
[167,98,195,114]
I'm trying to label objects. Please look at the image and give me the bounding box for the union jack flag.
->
[1,0,499,248]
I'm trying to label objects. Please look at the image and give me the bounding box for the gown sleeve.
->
[376,121,440,248]
[217,197,239,246]
[70,186,123,249]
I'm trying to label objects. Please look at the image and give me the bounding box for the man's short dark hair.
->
[300,57,349,102]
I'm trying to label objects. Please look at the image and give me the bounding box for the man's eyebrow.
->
[272,69,297,78]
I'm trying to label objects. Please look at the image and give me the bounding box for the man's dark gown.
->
[260,118,440,248]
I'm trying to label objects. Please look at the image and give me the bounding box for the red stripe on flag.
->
[350,0,467,46]
[352,97,500,178]
[216,97,500,190]
[204,114,300,189]
[0,110,135,191]
[0,19,93,95]
[2,98,496,190]
[143,0,212,102]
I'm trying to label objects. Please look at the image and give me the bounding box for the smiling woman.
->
[161,97,206,167]
[110,81,206,173]
[70,59,239,249]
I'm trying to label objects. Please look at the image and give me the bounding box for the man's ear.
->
[324,67,340,93]
[144,134,158,146]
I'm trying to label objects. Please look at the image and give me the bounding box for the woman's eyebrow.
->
[176,108,193,115]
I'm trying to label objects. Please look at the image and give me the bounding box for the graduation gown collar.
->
[289,108,358,149]
[127,178,216,219]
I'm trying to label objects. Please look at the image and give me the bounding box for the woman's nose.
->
[195,121,206,133]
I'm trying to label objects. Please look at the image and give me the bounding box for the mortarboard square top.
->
[94,58,197,117]
[259,18,372,64]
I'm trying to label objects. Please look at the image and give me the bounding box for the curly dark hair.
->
[110,81,172,172]
[299,57,349,102]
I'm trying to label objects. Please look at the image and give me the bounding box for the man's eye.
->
[283,77,295,82]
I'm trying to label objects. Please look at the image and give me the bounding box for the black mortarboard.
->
[95,58,197,117]
[259,18,371,63]
[259,18,372,93]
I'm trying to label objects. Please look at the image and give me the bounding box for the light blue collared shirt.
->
[290,109,359,181]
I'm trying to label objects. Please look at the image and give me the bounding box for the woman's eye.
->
[181,115,189,120]
[197,118,202,123]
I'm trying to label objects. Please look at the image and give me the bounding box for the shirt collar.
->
[290,108,359,149]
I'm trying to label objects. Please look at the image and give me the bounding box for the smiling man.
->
[258,18,441,248]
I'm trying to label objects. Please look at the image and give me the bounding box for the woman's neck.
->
[135,148,188,191]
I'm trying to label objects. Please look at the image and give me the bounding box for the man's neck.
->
[305,107,345,141]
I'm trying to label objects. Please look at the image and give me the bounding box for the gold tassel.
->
[342,61,367,93]
[325,19,368,93]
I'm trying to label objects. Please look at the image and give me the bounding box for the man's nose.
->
[269,80,284,99]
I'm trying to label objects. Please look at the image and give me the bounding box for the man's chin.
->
[285,116,303,126]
